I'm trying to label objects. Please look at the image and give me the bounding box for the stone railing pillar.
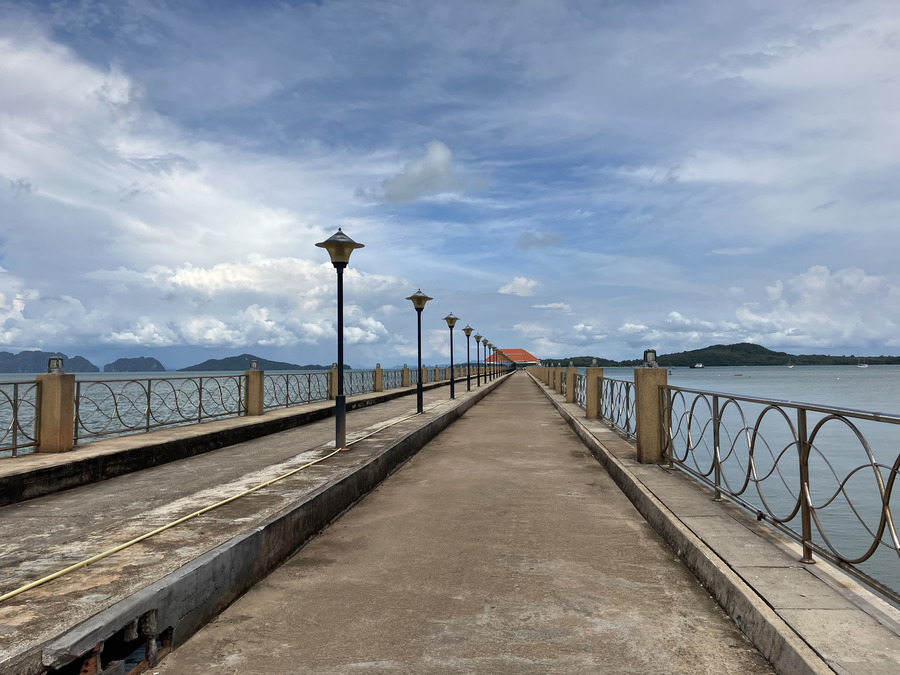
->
[374,363,384,392]
[36,372,76,453]
[555,367,564,395]
[244,368,265,416]
[565,367,577,404]
[421,365,428,384]
[433,366,440,382]
[328,364,339,400]
[635,368,668,464]
[584,367,603,419]
[402,365,410,387]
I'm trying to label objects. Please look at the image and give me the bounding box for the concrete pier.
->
[2,371,900,673]
[155,373,772,674]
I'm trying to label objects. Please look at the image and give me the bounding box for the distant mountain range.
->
[177,354,337,372]
[0,351,339,374]
[540,343,900,368]
[0,351,99,373]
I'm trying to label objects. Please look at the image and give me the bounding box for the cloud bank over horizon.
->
[1,0,898,368]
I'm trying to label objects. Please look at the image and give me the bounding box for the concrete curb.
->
[8,375,511,674]
[0,378,462,507]
[528,373,833,675]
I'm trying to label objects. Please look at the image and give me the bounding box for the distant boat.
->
[690,363,704,369]
[788,358,794,369]
[857,357,868,368]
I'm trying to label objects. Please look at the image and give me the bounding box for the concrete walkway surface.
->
[156,373,773,674]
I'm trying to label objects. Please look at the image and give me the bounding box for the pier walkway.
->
[156,372,771,674]
[2,371,900,673]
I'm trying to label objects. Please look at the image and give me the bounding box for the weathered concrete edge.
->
[0,379,455,507]
[27,375,511,673]
[528,374,833,675]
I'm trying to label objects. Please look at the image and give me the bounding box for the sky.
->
[1,0,899,370]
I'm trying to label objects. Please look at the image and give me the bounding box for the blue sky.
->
[1,0,898,369]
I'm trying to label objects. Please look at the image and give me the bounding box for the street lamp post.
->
[462,325,473,391]
[406,289,433,413]
[485,341,492,380]
[474,334,482,386]
[443,313,458,399]
[316,228,364,450]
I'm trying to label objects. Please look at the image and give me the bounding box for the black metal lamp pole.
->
[462,325,473,391]
[443,313,458,399]
[485,341,492,380]
[474,334,482,386]
[316,228,364,450]
[407,289,432,413]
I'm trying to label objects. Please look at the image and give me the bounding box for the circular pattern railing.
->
[663,385,900,604]
[0,381,40,457]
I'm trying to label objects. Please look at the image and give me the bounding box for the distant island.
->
[104,357,166,373]
[178,353,341,372]
[0,350,99,373]
[540,343,900,368]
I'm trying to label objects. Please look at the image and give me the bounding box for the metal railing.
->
[574,373,587,408]
[0,381,40,458]
[75,375,246,442]
[264,372,329,410]
[346,370,374,396]
[600,377,636,438]
[663,384,900,604]
[383,369,403,390]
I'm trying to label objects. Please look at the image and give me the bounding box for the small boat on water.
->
[690,363,704,369]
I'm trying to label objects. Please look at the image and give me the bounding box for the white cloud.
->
[381,141,462,202]
[534,302,571,311]
[499,277,538,297]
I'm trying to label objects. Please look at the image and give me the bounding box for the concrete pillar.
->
[555,367,564,395]
[328,365,338,400]
[433,366,439,382]
[565,367,577,404]
[635,368,668,464]
[244,369,265,416]
[585,367,603,419]
[36,373,76,453]
[421,366,427,384]
[374,363,384,392]
[402,365,410,387]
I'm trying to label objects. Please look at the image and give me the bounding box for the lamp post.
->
[316,228,364,450]
[407,289,432,413]
[474,333,482,386]
[486,342,493,380]
[462,325,473,391]
[443,313,459,399]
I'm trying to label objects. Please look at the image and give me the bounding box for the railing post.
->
[797,409,816,564]
[374,363,384,392]
[565,366,577,404]
[402,364,410,388]
[634,367,667,463]
[35,372,76,453]
[421,365,427,385]
[328,364,338,400]
[712,395,722,500]
[244,368,265,416]
[585,367,602,418]
[555,367,564,395]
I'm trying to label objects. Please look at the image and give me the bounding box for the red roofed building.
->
[485,348,540,369]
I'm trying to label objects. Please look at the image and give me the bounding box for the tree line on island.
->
[540,343,900,368]
[0,351,341,374]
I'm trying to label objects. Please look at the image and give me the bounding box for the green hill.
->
[178,354,340,372]
[541,343,900,367]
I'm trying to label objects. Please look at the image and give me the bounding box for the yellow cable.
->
[0,400,445,604]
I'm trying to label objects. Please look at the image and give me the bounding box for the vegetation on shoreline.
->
[540,343,899,368]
